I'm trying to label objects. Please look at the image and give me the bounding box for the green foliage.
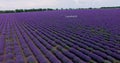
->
[0,8,54,13]
[0,6,120,13]
[101,6,120,9]
[15,9,24,12]
[0,10,15,13]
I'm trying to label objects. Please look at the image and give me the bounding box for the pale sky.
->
[0,0,120,10]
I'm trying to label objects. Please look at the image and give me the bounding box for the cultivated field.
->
[0,9,120,63]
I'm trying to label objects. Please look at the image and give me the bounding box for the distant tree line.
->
[0,8,99,13]
[100,6,120,9]
[0,8,54,13]
[0,6,120,13]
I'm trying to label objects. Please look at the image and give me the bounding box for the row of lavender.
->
[0,9,120,63]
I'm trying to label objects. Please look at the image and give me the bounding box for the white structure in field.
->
[65,15,78,18]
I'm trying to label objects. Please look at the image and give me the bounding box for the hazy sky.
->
[0,0,120,10]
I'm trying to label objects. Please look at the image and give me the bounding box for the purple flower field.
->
[0,9,120,63]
